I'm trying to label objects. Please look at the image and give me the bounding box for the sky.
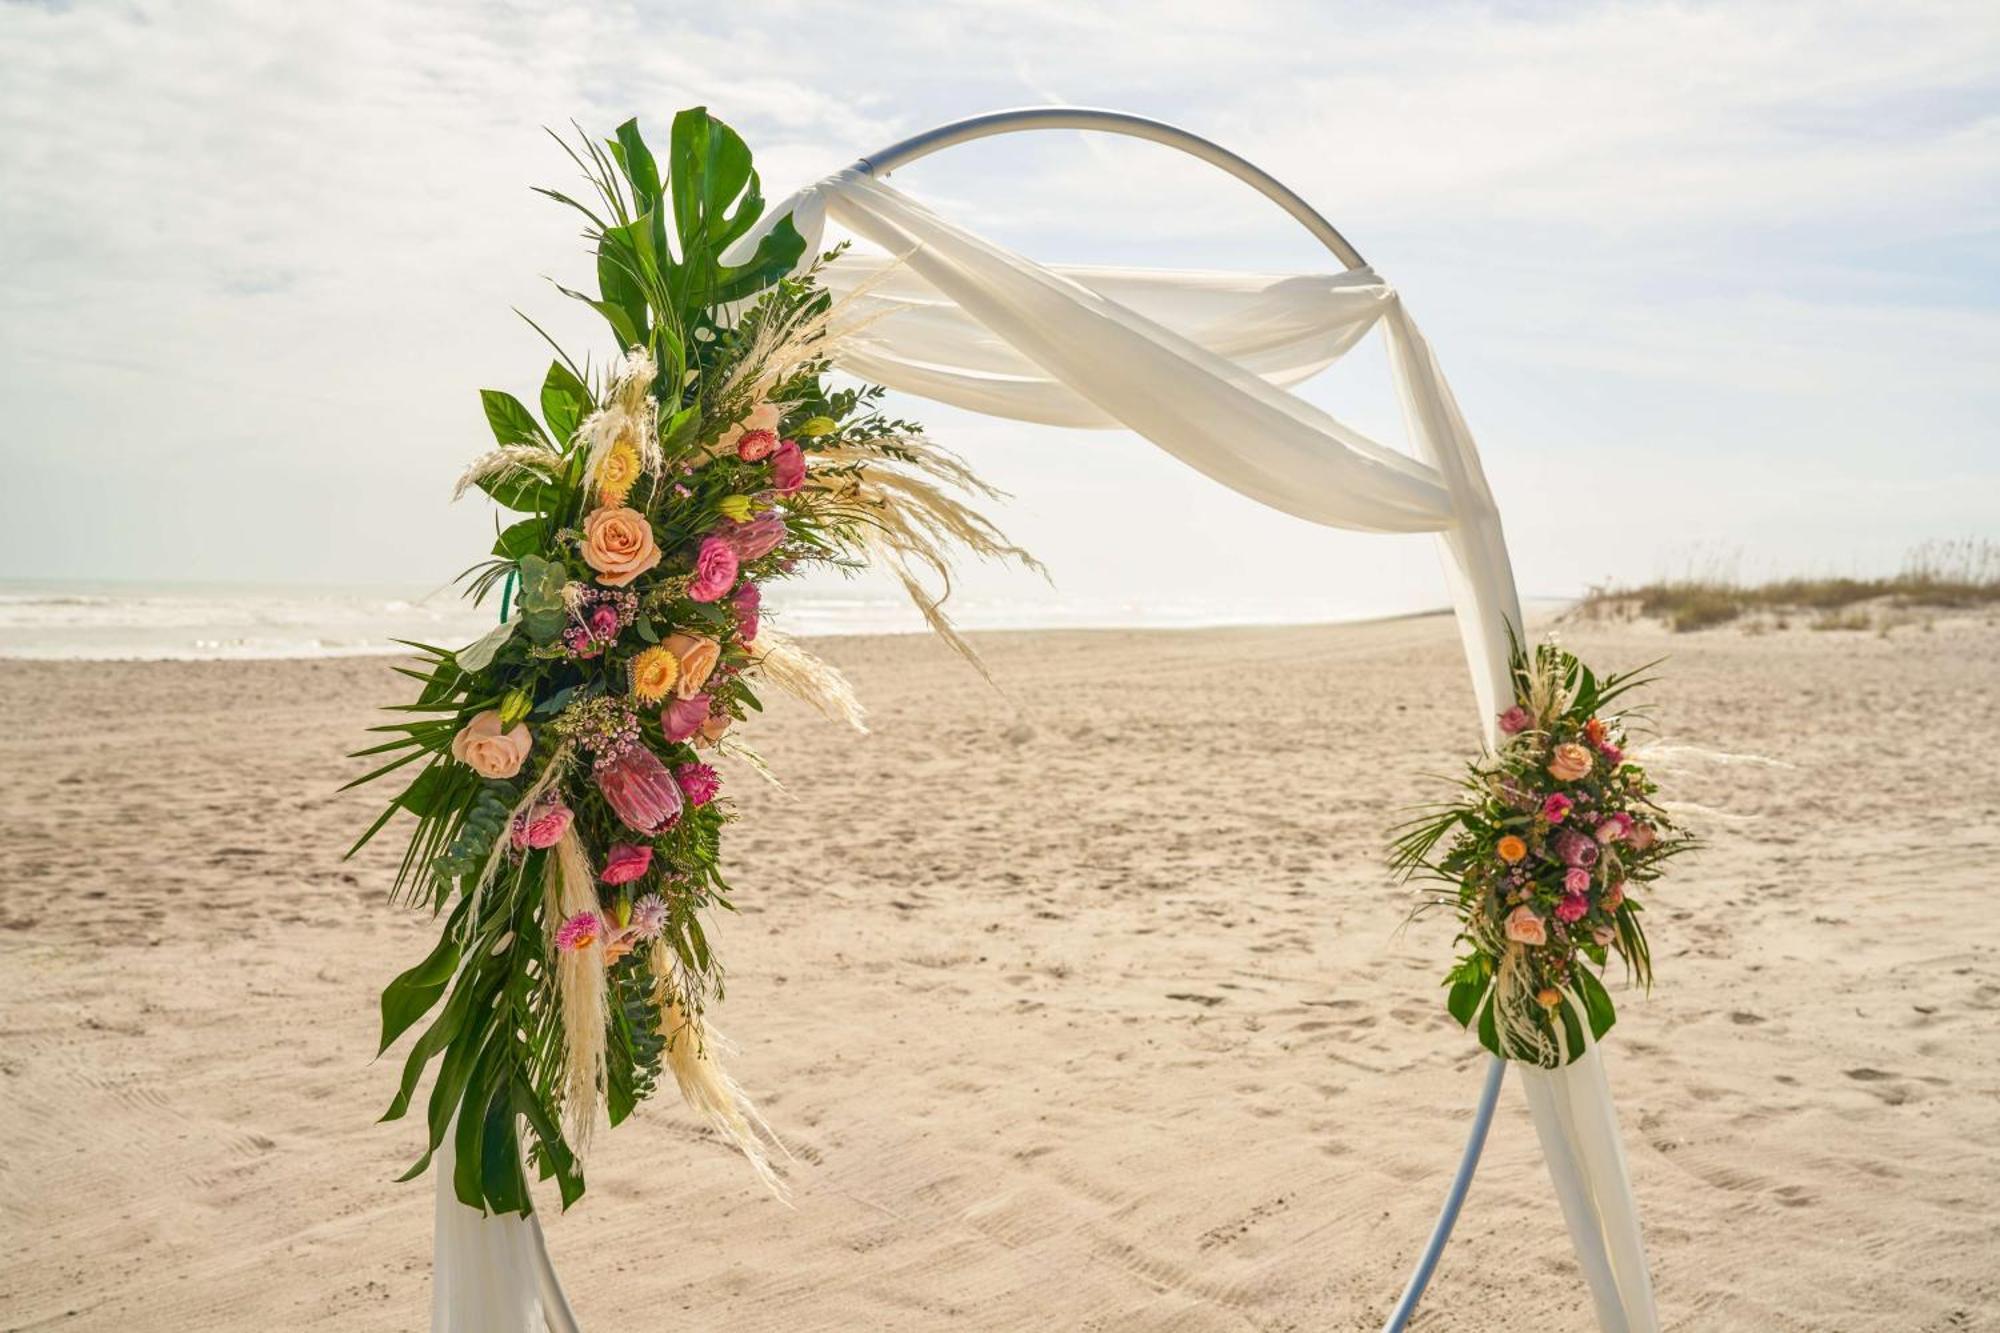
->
[2,0,1995,625]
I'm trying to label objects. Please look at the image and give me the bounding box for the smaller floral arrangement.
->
[1392,638,1694,1066]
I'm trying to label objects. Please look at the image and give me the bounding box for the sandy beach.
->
[2,613,1996,1332]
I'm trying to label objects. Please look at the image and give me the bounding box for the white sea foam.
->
[0,579,1500,660]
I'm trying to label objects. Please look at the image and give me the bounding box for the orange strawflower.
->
[1496,835,1528,864]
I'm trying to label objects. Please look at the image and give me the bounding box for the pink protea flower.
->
[675,761,720,807]
[1556,829,1599,868]
[720,510,787,561]
[509,791,573,851]
[595,745,684,834]
[1542,793,1573,824]
[554,911,601,953]
[1497,705,1531,735]
[629,893,668,940]
[731,581,761,643]
[1595,812,1634,844]
[769,438,805,494]
[1564,867,1591,894]
[661,693,711,743]
[685,536,740,603]
[1555,893,1588,923]
[601,842,653,886]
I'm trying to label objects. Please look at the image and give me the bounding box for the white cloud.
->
[0,0,1994,609]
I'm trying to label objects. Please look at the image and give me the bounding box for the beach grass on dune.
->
[1571,538,2000,632]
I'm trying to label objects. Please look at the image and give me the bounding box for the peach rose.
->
[581,506,661,587]
[1547,742,1594,783]
[451,709,532,779]
[1503,904,1547,947]
[659,632,719,698]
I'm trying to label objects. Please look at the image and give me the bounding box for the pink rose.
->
[1595,812,1634,844]
[685,536,740,603]
[1564,867,1591,894]
[675,761,720,806]
[731,582,761,643]
[1542,793,1573,824]
[600,843,653,886]
[1498,705,1531,735]
[769,438,805,494]
[1627,822,1658,852]
[451,710,532,779]
[720,510,786,562]
[695,711,731,748]
[1556,893,1588,923]
[594,746,684,834]
[735,428,779,462]
[510,792,572,850]
[662,693,712,743]
[1503,905,1547,947]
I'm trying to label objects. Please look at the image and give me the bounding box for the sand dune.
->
[2,614,1996,1331]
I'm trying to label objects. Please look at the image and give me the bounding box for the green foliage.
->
[1394,636,1696,1066]
[351,108,970,1215]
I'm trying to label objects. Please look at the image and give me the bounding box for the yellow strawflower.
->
[629,645,680,704]
[598,442,642,507]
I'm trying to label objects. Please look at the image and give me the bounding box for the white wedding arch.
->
[441,107,1658,1333]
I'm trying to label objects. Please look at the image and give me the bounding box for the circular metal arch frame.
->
[851,107,1506,1333]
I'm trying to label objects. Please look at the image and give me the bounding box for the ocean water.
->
[0,579,1433,661]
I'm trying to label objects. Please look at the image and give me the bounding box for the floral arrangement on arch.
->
[346,109,1035,1213]
[1392,638,1694,1067]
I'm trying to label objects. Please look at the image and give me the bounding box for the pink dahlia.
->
[675,761,720,806]
[600,842,654,886]
[595,745,684,834]
[554,911,601,953]
[735,427,779,462]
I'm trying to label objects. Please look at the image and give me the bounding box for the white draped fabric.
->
[785,168,1658,1331]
